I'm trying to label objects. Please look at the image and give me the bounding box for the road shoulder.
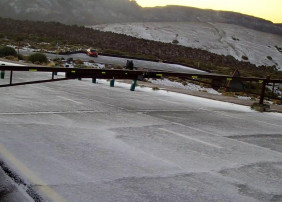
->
[0,166,32,202]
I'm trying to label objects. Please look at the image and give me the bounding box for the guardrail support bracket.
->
[131,80,137,91]
[1,70,5,79]
[110,79,115,87]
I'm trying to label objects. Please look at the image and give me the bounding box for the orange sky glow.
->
[135,0,282,23]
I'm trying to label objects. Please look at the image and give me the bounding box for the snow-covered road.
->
[0,71,281,201]
[18,49,205,74]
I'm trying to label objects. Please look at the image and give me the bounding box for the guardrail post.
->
[54,63,58,76]
[259,77,269,105]
[272,83,275,97]
[130,80,137,91]
[10,71,13,84]
[110,78,115,87]
[92,78,97,84]
[1,70,5,79]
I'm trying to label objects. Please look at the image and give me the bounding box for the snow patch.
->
[149,78,221,95]
[92,22,282,70]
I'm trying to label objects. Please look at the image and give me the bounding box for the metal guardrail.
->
[0,65,281,105]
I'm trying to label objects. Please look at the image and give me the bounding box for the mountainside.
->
[0,0,282,36]
[1,17,281,79]
[92,22,282,70]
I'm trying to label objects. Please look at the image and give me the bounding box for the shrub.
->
[172,39,179,44]
[232,37,239,41]
[226,55,236,62]
[267,56,272,60]
[74,59,83,65]
[222,92,236,97]
[0,46,17,57]
[28,53,48,64]
[242,55,248,60]
[275,45,282,52]
[273,100,282,105]
[18,54,26,60]
[4,56,18,61]
[67,58,74,62]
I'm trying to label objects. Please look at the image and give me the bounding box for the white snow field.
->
[92,22,282,70]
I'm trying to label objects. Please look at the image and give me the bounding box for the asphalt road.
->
[0,71,282,202]
[19,49,205,74]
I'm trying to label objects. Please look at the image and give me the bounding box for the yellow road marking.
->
[0,143,66,202]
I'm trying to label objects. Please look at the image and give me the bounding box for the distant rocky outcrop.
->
[0,0,281,35]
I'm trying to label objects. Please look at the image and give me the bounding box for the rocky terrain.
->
[92,22,282,69]
[1,17,281,79]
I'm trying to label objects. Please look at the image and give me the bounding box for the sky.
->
[135,0,282,23]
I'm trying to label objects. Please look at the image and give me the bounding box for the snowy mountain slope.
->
[92,22,282,70]
[1,0,282,36]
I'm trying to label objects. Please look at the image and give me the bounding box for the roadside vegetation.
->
[275,45,282,53]
[28,53,48,64]
[172,39,179,44]
[0,46,17,57]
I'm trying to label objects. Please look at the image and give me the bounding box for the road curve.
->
[19,49,205,74]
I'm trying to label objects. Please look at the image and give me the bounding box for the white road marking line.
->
[0,143,66,202]
[159,128,223,149]
[254,120,282,128]
[157,99,182,105]
[200,108,282,128]
[161,121,282,154]
[57,96,83,105]
[169,120,217,136]
[0,110,104,115]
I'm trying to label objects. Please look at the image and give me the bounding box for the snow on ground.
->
[237,96,252,101]
[83,62,105,69]
[92,22,282,70]
[95,79,254,112]
[0,60,24,66]
[1,60,278,103]
[149,78,221,95]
